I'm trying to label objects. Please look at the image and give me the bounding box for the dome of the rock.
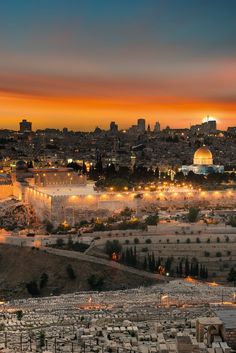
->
[193,146,213,165]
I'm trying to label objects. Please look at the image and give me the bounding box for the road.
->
[42,246,167,282]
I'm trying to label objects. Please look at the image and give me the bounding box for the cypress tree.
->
[185,258,190,276]
[143,256,147,270]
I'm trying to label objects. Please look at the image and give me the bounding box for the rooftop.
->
[215,309,236,329]
[34,183,98,196]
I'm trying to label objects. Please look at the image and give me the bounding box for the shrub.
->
[120,207,132,218]
[16,310,23,321]
[39,273,49,289]
[145,213,159,226]
[93,222,106,232]
[26,281,40,296]
[56,238,64,248]
[87,274,104,291]
[66,264,76,280]
[187,207,200,223]
[39,331,45,348]
[68,242,89,252]
[227,267,236,283]
[44,220,54,233]
[228,215,236,227]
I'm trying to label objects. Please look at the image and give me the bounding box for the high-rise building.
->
[137,118,146,133]
[190,117,217,135]
[110,121,118,133]
[19,119,32,133]
[154,121,161,133]
[202,116,217,133]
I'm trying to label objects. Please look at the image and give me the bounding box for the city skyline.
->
[0,0,236,130]
[0,116,229,132]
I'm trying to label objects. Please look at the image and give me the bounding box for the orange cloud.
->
[0,69,236,130]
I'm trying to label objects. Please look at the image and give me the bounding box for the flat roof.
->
[32,168,74,173]
[215,310,236,329]
[34,183,98,196]
[197,317,223,325]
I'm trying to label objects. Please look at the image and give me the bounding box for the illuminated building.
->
[202,116,217,132]
[190,116,217,135]
[193,146,213,165]
[0,173,13,199]
[19,119,32,133]
[182,146,224,176]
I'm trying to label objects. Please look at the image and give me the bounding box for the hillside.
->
[0,245,156,300]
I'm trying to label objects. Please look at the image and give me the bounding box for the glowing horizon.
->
[0,0,236,130]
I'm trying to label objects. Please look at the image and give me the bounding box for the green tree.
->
[228,215,236,227]
[227,268,236,285]
[66,264,76,280]
[56,238,64,248]
[93,221,106,231]
[39,331,45,348]
[44,220,54,233]
[185,258,190,276]
[188,207,200,223]
[39,273,49,289]
[145,213,159,226]
[26,281,40,296]
[67,235,74,248]
[143,256,147,270]
[16,310,23,321]
[120,207,132,218]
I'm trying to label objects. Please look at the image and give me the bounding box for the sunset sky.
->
[0,0,236,130]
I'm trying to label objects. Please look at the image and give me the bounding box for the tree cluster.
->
[105,240,122,258]
[176,258,208,279]
[26,272,49,296]
[120,247,137,267]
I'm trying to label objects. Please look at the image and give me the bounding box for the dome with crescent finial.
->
[193,146,213,165]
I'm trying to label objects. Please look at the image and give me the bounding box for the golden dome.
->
[193,146,213,165]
